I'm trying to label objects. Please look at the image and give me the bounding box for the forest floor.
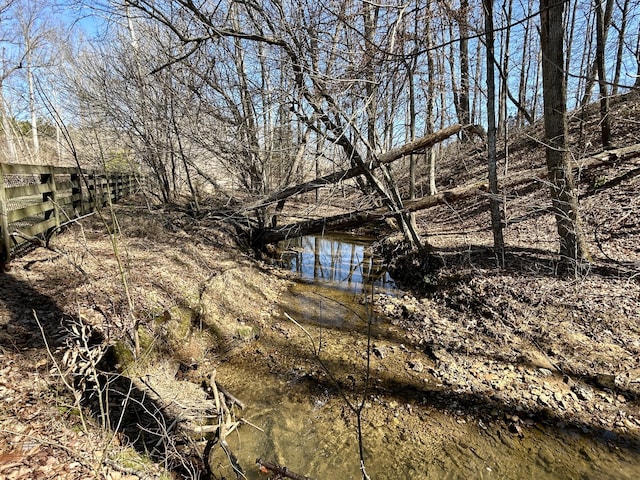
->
[1,92,640,479]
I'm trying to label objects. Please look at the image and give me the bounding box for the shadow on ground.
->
[0,271,204,477]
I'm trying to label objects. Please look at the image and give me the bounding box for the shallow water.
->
[278,234,395,295]
[212,234,640,479]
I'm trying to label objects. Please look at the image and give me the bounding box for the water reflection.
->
[278,234,395,294]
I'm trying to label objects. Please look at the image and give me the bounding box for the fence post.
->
[42,166,60,234]
[0,164,10,263]
[115,173,120,203]
[71,168,83,214]
[91,171,98,209]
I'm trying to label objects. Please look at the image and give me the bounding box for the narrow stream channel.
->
[213,234,640,480]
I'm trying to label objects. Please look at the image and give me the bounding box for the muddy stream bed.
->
[211,234,640,479]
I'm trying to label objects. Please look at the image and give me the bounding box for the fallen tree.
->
[252,142,640,246]
[252,182,489,245]
[245,124,463,212]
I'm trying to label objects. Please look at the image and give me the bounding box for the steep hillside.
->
[389,89,640,277]
[370,91,640,466]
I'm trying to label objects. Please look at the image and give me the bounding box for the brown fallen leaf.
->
[0,452,23,465]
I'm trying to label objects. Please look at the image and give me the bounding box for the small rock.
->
[373,345,385,359]
[572,385,594,401]
[553,391,563,402]
[402,304,417,317]
[508,423,524,437]
[538,447,555,465]
[408,360,424,373]
[498,429,515,446]
[538,393,551,406]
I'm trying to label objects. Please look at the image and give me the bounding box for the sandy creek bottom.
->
[211,234,640,479]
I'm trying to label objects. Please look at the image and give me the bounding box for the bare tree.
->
[424,15,438,195]
[540,0,590,268]
[484,0,505,266]
[116,0,428,246]
[611,0,631,95]
[580,0,615,108]
[594,0,612,149]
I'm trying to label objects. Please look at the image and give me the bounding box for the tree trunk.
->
[459,0,471,137]
[612,0,630,95]
[565,0,578,88]
[26,47,40,163]
[484,0,505,267]
[425,18,438,195]
[498,0,513,135]
[580,0,614,108]
[245,125,462,211]
[595,0,612,149]
[517,0,534,127]
[540,0,590,269]
[254,140,640,247]
[254,182,488,246]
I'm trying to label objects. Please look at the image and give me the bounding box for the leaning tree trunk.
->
[540,0,590,269]
[254,143,640,246]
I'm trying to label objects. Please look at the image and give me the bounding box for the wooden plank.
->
[8,200,54,223]
[53,192,76,207]
[0,163,78,176]
[11,217,58,240]
[5,182,55,199]
[55,180,74,191]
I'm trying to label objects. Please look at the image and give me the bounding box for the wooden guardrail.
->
[0,163,138,263]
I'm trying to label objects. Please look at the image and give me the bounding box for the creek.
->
[212,234,640,479]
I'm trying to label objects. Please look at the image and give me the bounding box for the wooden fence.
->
[0,162,138,263]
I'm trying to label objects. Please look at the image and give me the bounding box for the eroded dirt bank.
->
[0,200,639,479]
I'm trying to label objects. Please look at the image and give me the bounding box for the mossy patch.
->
[165,306,196,341]
[111,340,135,370]
[109,446,172,479]
[236,323,256,342]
